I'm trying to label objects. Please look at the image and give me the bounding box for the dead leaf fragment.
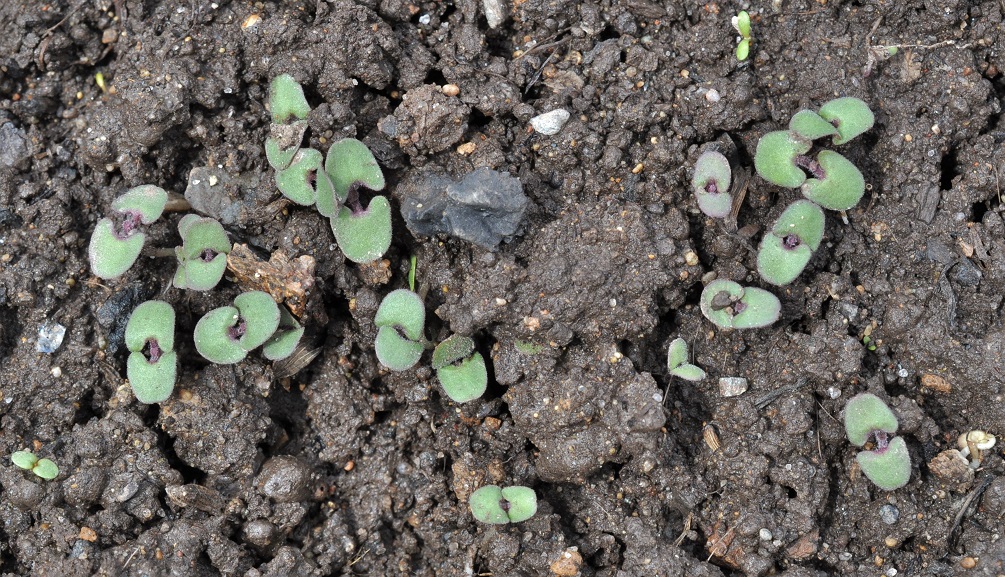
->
[226,244,315,317]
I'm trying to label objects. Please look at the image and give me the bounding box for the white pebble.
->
[51,367,62,378]
[705,89,721,102]
[718,377,748,397]
[530,109,571,136]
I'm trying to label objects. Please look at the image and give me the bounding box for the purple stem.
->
[794,155,825,179]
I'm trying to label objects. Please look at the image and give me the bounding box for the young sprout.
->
[732,11,752,61]
[753,131,812,188]
[699,279,781,329]
[266,74,310,171]
[262,307,305,361]
[11,450,59,480]
[173,215,231,291]
[666,337,706,381]
[756,200,825,286]
[433,335,488,403]
[374,289,426,371]
[194,291,281,364]
[788,110,838,141]
[844,393,911,491]
[818,97,875,145]
[276,148,324,206]
[125,300,178,403]
[691,151,733,218]
[469,485,538,524]
[88,185,169,279]
[321,138,386,218]
[331,194,393,264]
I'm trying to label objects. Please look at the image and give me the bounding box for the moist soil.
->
[1,0,1004,575]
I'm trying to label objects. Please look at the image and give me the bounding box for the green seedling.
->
[374,289,426,371]
[756,200,825,286]
[321,138,386,218]
[433,335,488,403]
[276,148,324,206]
[262,307,305,361]
[469,485,538,524]
[691,151,732,218]
[194,291,281,364]
[173,215,231,291]
[88,185,169,279]
[125,300,178,403]
[844,393,911,491]
[732,11,752,61]
[331,194,392,264]
[667,337,705,381]
[11,450,59,480]
[755,98,873,212]
[699,279,781,329]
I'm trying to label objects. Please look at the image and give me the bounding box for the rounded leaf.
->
[856,436,911,491]
[734,10,751,37]
[438,352,487,403]
[699,279,745,329]
[314,169,339,218]
[111,185,168,224]
[331,196,392,264]
[667,337,689,371]
[375,326,424,371]
[731,287,782,329]
[801,150,865,211]
[735,38,750,61]
[789,110,838,140]
[818,97,874,145]
[265,136,299,171]
[276,148,323,206]
[125,300,176,353]
[89,218,145,279]
[375,289,425,340]
[177,255,228,291]
[32,458,60,480]
[433,334,475,370]
[269,74,310,124]
[500,485,538,523]
[262,309,305,361]
[234,291,281,351]
[692,151,733,218]
[194,306,247,364]
[127,350,177,404]
[469,485,510,524]
[325,138,386,203]
[754,130,811,188]
[179,217,230,259]
[669,363,706,382]
[11,450,38,470]
[756,200,825,286]
[844,393,899,446]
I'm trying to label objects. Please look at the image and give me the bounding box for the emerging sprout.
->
[699,279,781,329]
[331,194,393,264]
[666,337,706,381]
[732,11,752,61]
[800,150,865,211]
[268,74,310,125]
[754,131,812,188]
[194,291,281,364]
[844,393,911,491]
[262,307,305,361]
[125,300,178,403]
[265,74,311,178]
[469,485,538,524]
[276,148,324,206]
[11,450,59,480]
[433,335,488,403]
[88,185,169,279]
[173,215,231,291]
[756,200,825,286]
[691,151,733,218]
[374,289,426,371]
[789,110,838,141]
[322,138,386,216]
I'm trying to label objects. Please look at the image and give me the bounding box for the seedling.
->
[265,74,309,170]
[732,11,752,61]
[756,200,825,285]
[469,485,538,524]
[321,138,386,218]
[11,450,59,480]
[194,291,281,364]
[667,337,705,381]
[691,151,732,218]
[173,215,231,291]
[88,185,168,279]
[699,279,781,329]
[125,300,178,403]
[276,148,324,206]
[754,98,873,212]
[331,194,393,264]
[844,393,911,491]
[433,335,488,403]
[374,289,426,371]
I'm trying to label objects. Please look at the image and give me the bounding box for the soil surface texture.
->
[1,0,1004,576]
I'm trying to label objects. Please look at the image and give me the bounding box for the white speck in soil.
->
[879,504,900,524]
[36,322,66,353]
[759,528,773,541]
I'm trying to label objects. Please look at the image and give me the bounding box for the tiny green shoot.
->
[691,151,733,219]
[125,300,178,403]
[699,279,781,329]
[11,450,59,480]
[469,485,538,524]
[433,335,488,403]
[88,185,169,279]
[756,200,825,286]
[374,289,426,371]
[173,215,231,291]
[194,291,281,364]
[844,393,911,491]
[732,11,752,61]
[667,337,705,381]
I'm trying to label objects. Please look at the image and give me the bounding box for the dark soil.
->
[2,0,1005,575]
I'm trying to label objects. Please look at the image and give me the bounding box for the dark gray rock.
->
[398,168,529,249]
[0,122,31,170]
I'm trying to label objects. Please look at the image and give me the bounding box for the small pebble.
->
[37,322,66,353]
[530,109,571,136]
[759,528,772,541]
[705,88,721,102]
[960,556,976,569]
[879,504,900,524]
[442,84,460,97]
[719,377,748,397]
